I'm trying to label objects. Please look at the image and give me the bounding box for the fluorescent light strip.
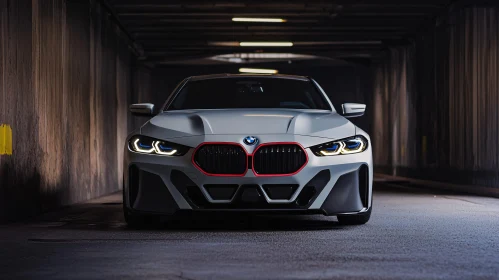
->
[239,68,278,74]
[239,42,293,47]
[232,17,286,23]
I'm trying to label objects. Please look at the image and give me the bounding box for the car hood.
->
[141,109,355,140]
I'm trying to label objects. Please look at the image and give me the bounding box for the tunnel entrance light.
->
[232,17,287,23]
[239,68,278,74]
[239,42,293,47]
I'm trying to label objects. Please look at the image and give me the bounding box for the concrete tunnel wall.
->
[372,6,499,190]
[0,0,152,222]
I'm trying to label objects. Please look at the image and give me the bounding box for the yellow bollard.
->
[0,124,13,155]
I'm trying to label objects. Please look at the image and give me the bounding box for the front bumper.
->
[123,137,373,216]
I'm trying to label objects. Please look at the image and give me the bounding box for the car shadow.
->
[144,213,345,232]
[30,202,346,232]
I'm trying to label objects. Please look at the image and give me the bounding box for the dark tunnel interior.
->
[1,0,499,279]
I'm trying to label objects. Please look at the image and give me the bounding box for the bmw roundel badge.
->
[243,136,258,146]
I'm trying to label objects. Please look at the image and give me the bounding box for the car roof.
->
[188,73,310,82]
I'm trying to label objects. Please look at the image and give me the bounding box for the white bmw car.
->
[123,74,372,227]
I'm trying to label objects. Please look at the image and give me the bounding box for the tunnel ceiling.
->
[107,0,454,64]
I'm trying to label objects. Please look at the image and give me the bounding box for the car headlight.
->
[128,135,190,156]
[310,136,368,156]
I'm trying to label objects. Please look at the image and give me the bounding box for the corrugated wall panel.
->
[373,6,499,189]
[116,28,132,190]
[1,0,40,218]
[33,0,67,201]
[66,0,91,202]
[0,0,141,222]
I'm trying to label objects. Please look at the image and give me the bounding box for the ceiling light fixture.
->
[232,17,287,23]
[239,42,293,47]
[239,68,278,74]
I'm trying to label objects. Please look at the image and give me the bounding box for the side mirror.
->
[130,103,155,116]
[341,103,366,118]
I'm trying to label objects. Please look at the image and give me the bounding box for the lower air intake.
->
[204,184,238,200]
[262,184,298,200]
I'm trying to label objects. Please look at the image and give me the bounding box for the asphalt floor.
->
[1,182,498,279]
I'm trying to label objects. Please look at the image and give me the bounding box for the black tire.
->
[123,190,143,228]
[123,187,150,229]
[124,208,144,228]
[123,206,165,229]
[337,206,372,225]
[122,185,166,229]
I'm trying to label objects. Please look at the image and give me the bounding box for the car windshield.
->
[166,77,331,110]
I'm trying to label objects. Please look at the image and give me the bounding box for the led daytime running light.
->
[130,136,188,156]
[133,138,155,153]
[312,136,368,156]
[320,142,345,156]
[153,141,177,156]
[340,139,365,154]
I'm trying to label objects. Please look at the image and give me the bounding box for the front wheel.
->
[123,188,159,229]
[123,193,146,228]
[123,207,146,228]
[124,206,167,229]
[337,206,372,225]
